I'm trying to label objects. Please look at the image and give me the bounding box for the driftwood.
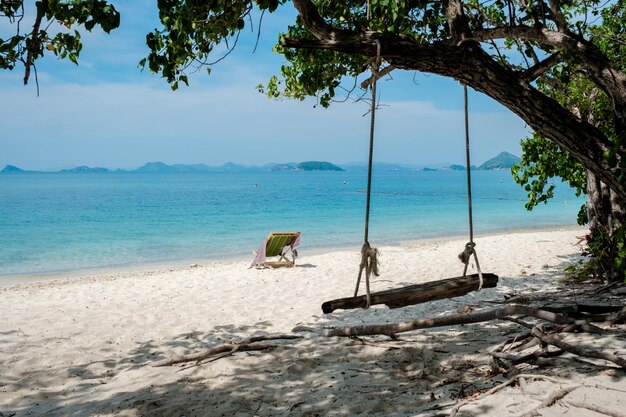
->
[529,326,626,368]
[152,334,301,367]
[321,304,626,369]
[322,273,498,313]
[324,304,572,337]
[491,348,564,365]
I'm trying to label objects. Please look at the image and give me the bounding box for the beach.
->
[2,227,626,417]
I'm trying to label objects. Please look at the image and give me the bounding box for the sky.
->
[0,1,531,170]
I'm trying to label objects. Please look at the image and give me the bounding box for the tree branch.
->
[449,374,565,417]
[442,0,474,43]
[520,385,579,417]
[360,65,395,89]
[566,401,626,417]
[473,25,626,116]
[291,0,353,42]
[152,334,301,367]
[522,52,562,82]
[473,25,576,47]
[325,304,573,337]
[546,0,569,32]
[24,0,47,85]
[530,326,626,368]
[284,1,626,200]
[282,35,625,201]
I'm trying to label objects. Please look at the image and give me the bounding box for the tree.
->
[0,0,120,86]
[511,6,626,280]
[3,1,625,276]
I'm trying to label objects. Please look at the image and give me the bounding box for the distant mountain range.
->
[1,152,521,174]
[1,161,346,174]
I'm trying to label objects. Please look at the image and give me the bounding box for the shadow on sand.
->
[4,255,625,417]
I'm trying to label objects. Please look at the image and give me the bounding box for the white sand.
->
[2,227,625,417]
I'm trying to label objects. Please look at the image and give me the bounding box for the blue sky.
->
[0,1,530,170]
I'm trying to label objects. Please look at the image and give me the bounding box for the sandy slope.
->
[1,227,625,417]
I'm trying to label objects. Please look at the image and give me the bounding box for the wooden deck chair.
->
[251,232,301,268]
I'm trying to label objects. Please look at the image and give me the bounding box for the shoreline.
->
[0,223,586,289]
[3,226,622,417]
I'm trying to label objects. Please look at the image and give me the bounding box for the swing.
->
[321,44,498,315]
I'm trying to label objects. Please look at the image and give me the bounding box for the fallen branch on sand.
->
[152,334,301,367]
[448,374,565,417]
[323,305,573,337]
[566,401,626,417]
[298,304,626,369]
[520,385,579,417]
[529,326,626,368]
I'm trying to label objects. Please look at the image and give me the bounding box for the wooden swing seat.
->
[322,273,498,314]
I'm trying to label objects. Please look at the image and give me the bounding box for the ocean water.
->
[0,170,583,277]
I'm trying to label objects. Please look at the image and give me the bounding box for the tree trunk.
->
[587,171,612,236]
[586,170,625,281]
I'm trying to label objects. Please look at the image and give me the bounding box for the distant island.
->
[447,164,478,171]
[297,161,345,171]
[0,152,520,174]
[271,161,344,171]
[61,166,109,173]
[1,165,25,173]
[1,160,346,174]
[478,151,521,170]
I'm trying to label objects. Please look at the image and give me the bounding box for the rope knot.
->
[360,241,380,277]
[354,241,380,309]
[458,241,475,265]
[458,241,484,291]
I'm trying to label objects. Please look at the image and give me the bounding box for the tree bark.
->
[587,170,612,236]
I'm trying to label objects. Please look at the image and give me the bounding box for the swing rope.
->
[353,40,382,309]
[458,84,484,290]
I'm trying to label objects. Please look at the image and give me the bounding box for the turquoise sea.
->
[0,170,583,277]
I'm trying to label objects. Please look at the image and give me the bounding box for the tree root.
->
[152,334,301,367]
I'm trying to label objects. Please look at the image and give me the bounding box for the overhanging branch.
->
[285,1,626,201]
[291,0,354,42]
[522,52,562,82]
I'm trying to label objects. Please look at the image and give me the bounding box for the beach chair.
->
[251,232,301,268]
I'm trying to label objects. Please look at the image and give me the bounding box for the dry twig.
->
[519,385,579,417]
[529,327,626,369]
[152,334,301,367]
[449,374,563,417]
